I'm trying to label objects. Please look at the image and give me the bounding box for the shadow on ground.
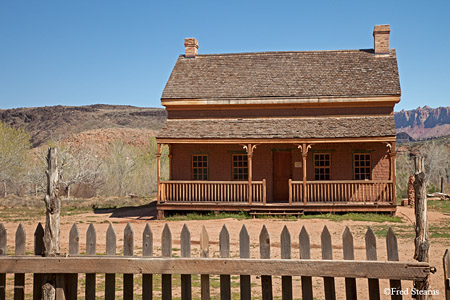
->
[93,201,157,220]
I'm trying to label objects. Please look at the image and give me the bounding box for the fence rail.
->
[0,222,435,300]
[290,180,394,204]
[160,180,266,204]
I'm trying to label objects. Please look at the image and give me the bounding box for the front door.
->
[273,151,292,202]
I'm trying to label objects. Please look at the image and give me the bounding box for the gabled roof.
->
[157,115,396,140]
[162,49,400,100]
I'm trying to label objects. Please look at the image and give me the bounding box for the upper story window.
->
[314,153,331,180]
[192,154,208,180]
[354,153,371,180]
[232,154,248,180]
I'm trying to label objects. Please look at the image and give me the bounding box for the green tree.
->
[395,151,414,200]
[0,121,31,197]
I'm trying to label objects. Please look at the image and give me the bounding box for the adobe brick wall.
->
[170,142,391,202]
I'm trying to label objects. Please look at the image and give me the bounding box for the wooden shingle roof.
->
[162,49,400,100]
[157,116,396,140]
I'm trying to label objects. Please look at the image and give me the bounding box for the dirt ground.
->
[1,204,450,299]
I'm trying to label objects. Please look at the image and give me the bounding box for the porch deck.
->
[157,180,396,218]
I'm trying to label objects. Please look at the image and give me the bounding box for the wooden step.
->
[249,211,304,216]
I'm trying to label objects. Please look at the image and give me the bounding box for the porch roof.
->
[156,115,396,140]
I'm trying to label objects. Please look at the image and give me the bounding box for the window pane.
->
[354,153,370,180]
[314,153,331,180]
[232,154,248,180]
[192,155,208,180]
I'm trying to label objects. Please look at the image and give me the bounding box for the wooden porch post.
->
[157,143,161,205]
[388,142,396,203]
[247,143,253,205]
[168,144,173,180]
[301,143,309,205]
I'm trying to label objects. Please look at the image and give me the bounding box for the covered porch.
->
[155,116,398,217]
[155,139,397,217]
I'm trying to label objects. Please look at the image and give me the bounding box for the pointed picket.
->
[124,223,134,256]
[239,225,251,300]
[200,226,210,300]
[219,225,231,300]
[219,225,230,258]
[33,223,44,300]
[342,227,357,300]
[239,225,250,258]
[180,224,191,300]
[321,225,332,260]
[14,223,26,300]
[123,223,134,300]
[181,224,190,258]
[299,226,313,300]
[387,228,402,300]
[259,225,272,300]
[161,224,172,300]
[200,225,209,258]
[321,226,336,300]
[86,223,96,255]
[86,224,96,300]
[105,223,116,300]
[69,223,79,255]
[281,226,292,300]
[143,223,153,257]
[142,223,153,300]
[15,223,26,255]
[34,223,44,256]
[162,224,172,257]
[259,225,270,259]
[67,223,79,300]
[365,227,377,261]
[106,223,116,256]
[365,227,380,300]
[299,226,310,259]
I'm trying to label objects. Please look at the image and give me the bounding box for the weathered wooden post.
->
[408,174,415,206]
[413,155,430,299]
[42,148,62,300]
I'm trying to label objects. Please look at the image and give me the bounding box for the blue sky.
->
[1,0,449,111]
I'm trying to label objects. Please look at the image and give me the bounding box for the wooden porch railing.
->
[290,180,394,204]
[160,180,266,204]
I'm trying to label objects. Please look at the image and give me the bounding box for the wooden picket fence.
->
[0,222,436,300]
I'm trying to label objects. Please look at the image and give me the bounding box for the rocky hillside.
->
[395,106,450,140]
[2,104,450,147]
[0,105,167,147]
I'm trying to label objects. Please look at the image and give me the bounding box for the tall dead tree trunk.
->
[44,148,61,256]
[42,148,61,300]
[413,156,430,299]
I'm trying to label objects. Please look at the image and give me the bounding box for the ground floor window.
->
[192,154,208,180]
[232,154,248,180]
[354,153,371,180]
[314,153,331,180]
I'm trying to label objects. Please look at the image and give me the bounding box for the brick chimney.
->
[184,38,198,58]
[373,25,391,54]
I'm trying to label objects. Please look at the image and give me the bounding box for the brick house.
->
[155,25,400,217]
